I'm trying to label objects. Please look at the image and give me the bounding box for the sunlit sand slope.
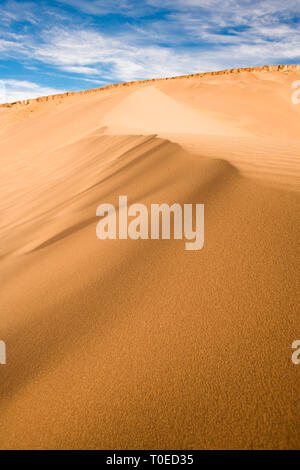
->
[0,66,299,449]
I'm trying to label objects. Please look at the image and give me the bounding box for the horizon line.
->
[1,63,299,108]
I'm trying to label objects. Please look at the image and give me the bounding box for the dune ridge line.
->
[1,63,299,108]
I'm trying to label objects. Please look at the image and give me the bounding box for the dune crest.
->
[103,86,248,136]
[1,63,299,108]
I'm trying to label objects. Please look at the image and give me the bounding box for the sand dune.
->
[0,66,299,449]
[103,86,249,136]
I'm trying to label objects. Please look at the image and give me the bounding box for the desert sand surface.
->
[0,65,299,450]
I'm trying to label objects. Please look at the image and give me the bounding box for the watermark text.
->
[0,340,6,365]
[96,196,204,251]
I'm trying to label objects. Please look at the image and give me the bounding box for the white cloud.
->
[0,0,299,87]
[61,66,100,74]
[26,25,300,83]
[28,28,219,80]
[32,29,115,66]
[59,0,155,17]
[0,38,21,52]
[60,0,300,20]
[0,0,38,25]
[0,79,64,103]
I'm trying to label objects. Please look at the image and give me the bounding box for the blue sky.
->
[0,0,300,102]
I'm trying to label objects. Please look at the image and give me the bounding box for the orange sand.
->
[0,65,299,449]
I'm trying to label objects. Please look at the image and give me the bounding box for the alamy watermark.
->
[0,340,6,365]
[289,79,299,365]
[291,80,300,105]
[96,196,204,250]
[1,338,298,365]
[292,340,300,365]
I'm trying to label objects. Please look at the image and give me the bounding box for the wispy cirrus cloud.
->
[61,66,101,75]
[0,0,299,102]
[0,38,20,51]
[28,28,204,81]
[26,23,300,82]
[0,0,38,25]
[58,0,157,17]
[0,79,64,103]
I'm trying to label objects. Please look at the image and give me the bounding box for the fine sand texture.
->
[0,65,299,449]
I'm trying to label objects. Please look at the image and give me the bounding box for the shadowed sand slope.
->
[0,67,299,449]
